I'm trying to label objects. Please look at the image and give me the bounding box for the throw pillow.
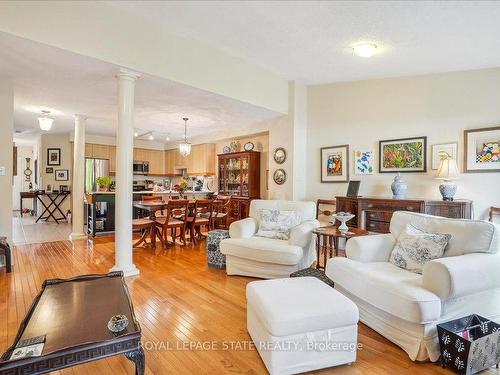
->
[389,224,451,274]
[255,209,300,240]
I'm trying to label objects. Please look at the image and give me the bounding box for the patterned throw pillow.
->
[389,224,451,274]
[255,209,301,240]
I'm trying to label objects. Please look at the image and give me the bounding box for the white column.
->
[69,114,87,240]
[111,68,140,277]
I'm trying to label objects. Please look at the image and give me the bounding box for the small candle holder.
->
[108,314,129,333]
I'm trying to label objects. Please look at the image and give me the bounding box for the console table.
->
[0,272,144,375]
[336,196,473,233]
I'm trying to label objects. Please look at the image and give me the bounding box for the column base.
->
[69,233,88,241]
[110,264,140,277]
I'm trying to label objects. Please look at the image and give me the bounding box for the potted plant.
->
[96,176,112,192]
[173,178,189,199]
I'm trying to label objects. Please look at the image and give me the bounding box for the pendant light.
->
[179,117,191,157]
[38,110,53,131]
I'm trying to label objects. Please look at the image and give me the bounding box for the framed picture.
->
[464,126,500,173]
[54,169,69,181]
[59,185,69,192]
[431,142,458,170]
[45,167,53,174]
[379,136,427,173]
[273,169,287,185]
[354,150,374,175]
[320,144,349,183]
[47,148,61,166]
[273,147,287,164]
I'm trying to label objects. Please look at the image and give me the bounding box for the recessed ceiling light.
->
[134,131,138,137]
[352,43,379,58]
[166,136,170,141]
[148,134,154,141]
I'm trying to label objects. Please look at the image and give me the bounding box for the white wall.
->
[40,133,73,213]
[0,82,13,247]
[307,68,500,219]
[12,145,34,211]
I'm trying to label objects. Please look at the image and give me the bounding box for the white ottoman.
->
[246,277,359,375]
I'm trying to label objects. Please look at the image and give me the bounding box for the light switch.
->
[0,166,4,176]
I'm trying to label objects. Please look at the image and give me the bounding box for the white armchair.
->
[220,200,320,279]
[326,211,500,362]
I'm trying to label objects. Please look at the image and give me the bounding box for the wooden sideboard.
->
[336,196,473,233]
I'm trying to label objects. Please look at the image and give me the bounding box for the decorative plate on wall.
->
[273,147,287,164]
[273,169,287,185]
[223,146,231,153]
[244,142,254,151]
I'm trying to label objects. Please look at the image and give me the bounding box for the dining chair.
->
[155,199,189,247]
[210,196,231,229]
[489,206,500,222]
[316,199,336,225]
[187,199,213,245]
[132,217,156,248]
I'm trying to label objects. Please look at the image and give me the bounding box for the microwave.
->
[133,161,149,175]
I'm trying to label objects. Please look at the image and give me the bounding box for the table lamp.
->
[435,152,460,201]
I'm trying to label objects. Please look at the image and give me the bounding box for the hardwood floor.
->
[1,236,498,375]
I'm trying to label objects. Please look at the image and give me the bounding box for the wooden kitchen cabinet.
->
[91,144,110,159]
[109,146,116,173]
[85,143,93,158]
[188,144,216,175]
[148,149,164,175]
[164,149,181,176]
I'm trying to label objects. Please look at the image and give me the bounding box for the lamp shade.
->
[38,116,53,131]
[436,158,460,180]
[179,142,191,157]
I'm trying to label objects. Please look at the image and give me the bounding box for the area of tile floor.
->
[12,212,72,245]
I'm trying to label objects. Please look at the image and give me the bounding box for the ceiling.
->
[112,0,500,84]
[0,32,279,141]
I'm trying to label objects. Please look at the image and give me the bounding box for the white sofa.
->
[326,211,500,362]
[220,200,320,279]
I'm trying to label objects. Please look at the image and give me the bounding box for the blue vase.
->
[391,173,407,199]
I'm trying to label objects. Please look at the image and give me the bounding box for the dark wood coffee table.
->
[313,225,370,270]
[0,272,144,375]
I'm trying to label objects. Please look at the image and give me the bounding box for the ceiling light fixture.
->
[166,135,171,141]
[148,134,154,141]
[352,43,379,58]
[179,117,191,157]
[38,110,54,131]
[134,131,138,137]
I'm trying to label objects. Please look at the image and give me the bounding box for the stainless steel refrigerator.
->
[85,158,110,193]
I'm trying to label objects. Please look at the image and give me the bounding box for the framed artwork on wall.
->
[464,126,500,173]
[47,148,61,166]
[273,169,287,185]
[46,167,53,174]
[273,147,287,164]
[55,169,69,181]
[354,150,374,175]
[379,136,427,173]
[320,144,349,183]
[431,142,458,170]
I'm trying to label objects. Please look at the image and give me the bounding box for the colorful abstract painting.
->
[379,137,427,173]
[355,150,374,175]
[321,145,349,182]
[465,126,500,172]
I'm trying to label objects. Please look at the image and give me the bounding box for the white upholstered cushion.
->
[249,200,316,225]
[390,211,499,256]
[246,277,358,337]
[326,258,441,324]
[220,237,303,265]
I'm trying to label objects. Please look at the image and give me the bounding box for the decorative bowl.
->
[331,212,355,232]
[108,314,129,333]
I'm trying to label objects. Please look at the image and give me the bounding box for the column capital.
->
[73,114,88,121]
[117,68,141,81]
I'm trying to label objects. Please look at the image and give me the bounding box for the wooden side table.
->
[312,226,369,270]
